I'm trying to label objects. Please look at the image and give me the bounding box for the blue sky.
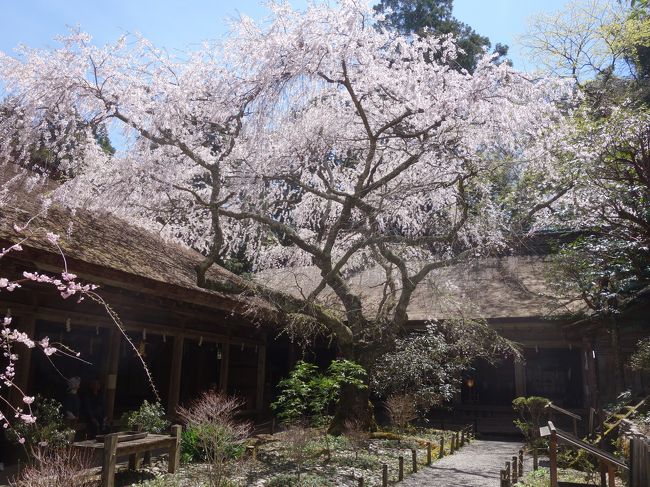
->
[0,0,570,70]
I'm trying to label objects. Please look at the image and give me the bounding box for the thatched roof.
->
[255,256,582,321]
[0,167,272,316]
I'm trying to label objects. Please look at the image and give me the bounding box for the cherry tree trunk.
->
[329,382,376,435]
[328,341,380,434]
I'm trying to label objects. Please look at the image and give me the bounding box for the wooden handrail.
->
[541,421,628,478]
[546,402,581,421]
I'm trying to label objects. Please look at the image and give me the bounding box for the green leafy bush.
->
[180,426,206,464]
[512,396,550,447]
[9,396,74,453]
[271,359,367,426]
[124,400,170,434]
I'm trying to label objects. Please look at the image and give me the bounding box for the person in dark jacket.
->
[63,376,81,421]
[82,379,106,438]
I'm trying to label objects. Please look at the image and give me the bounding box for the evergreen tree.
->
[374,0,507,72]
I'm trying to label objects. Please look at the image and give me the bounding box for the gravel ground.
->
[400,440,527,487]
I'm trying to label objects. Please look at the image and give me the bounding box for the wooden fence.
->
[629,435,650,487]
[357,424,474,487]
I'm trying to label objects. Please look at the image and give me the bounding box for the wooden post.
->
[599,460,607,487]
[501,469,509,487]
[607,465,616,487]
[512,455,518,484]
[519,449,524,476]
[104,327,121,425]
[514,359,526,398]
[128,451,142,470]
[533,448,539,470]
[630,438,636,487]
[101,433,119,487]
[219,339,230,393]
[167,336,184,416]
[550,426,558,487]
[427,442,432,465]
[455,431,460,450]
[358,477,364,487]
[461,429,465,446]
[256,344,266,411]
[168,424,182,474]
[398,455,404,480]
[505,461,511,487]
[412,448,417,473]
[382,463,388,487]
[439,436,444,458]
[10,314,35,407]
[450,434,455,453]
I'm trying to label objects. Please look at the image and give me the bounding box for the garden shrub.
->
[177,391,251,487]
[181,426,206,464]
[9,395,74,455]
[9,446,94,487]
[124,400,170,433]
[271,359,367,427]
[385,394,418,433]
[512,396,550,447]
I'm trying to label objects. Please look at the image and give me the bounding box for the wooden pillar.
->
[219,339,230,394]
[514,359,526,398]
[10,314,35,406]
[582,338,598,409]
[104,327,122,424]
[607,465,616,487]
[167,336,184,416]
[256,345,266,411]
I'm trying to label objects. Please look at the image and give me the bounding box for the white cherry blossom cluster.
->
[0,1,576,330]
[0,232,99,441]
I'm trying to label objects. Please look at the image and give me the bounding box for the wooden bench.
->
[73,425,181,487]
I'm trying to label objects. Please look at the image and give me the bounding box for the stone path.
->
[400,440,527,487]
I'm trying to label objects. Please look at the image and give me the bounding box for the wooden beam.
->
[219,340,230,394]
[256,345,267,411]
[0,301,265,346]
[104,327,122,424]
[167,336,184,416]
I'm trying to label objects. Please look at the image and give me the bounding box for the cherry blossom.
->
[0,1,577,423]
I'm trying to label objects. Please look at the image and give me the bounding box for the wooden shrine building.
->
[0,186,284,426]
[257,250,650,434]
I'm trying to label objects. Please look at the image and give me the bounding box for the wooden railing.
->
[546,402,581,437]
[540,421,628,487]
